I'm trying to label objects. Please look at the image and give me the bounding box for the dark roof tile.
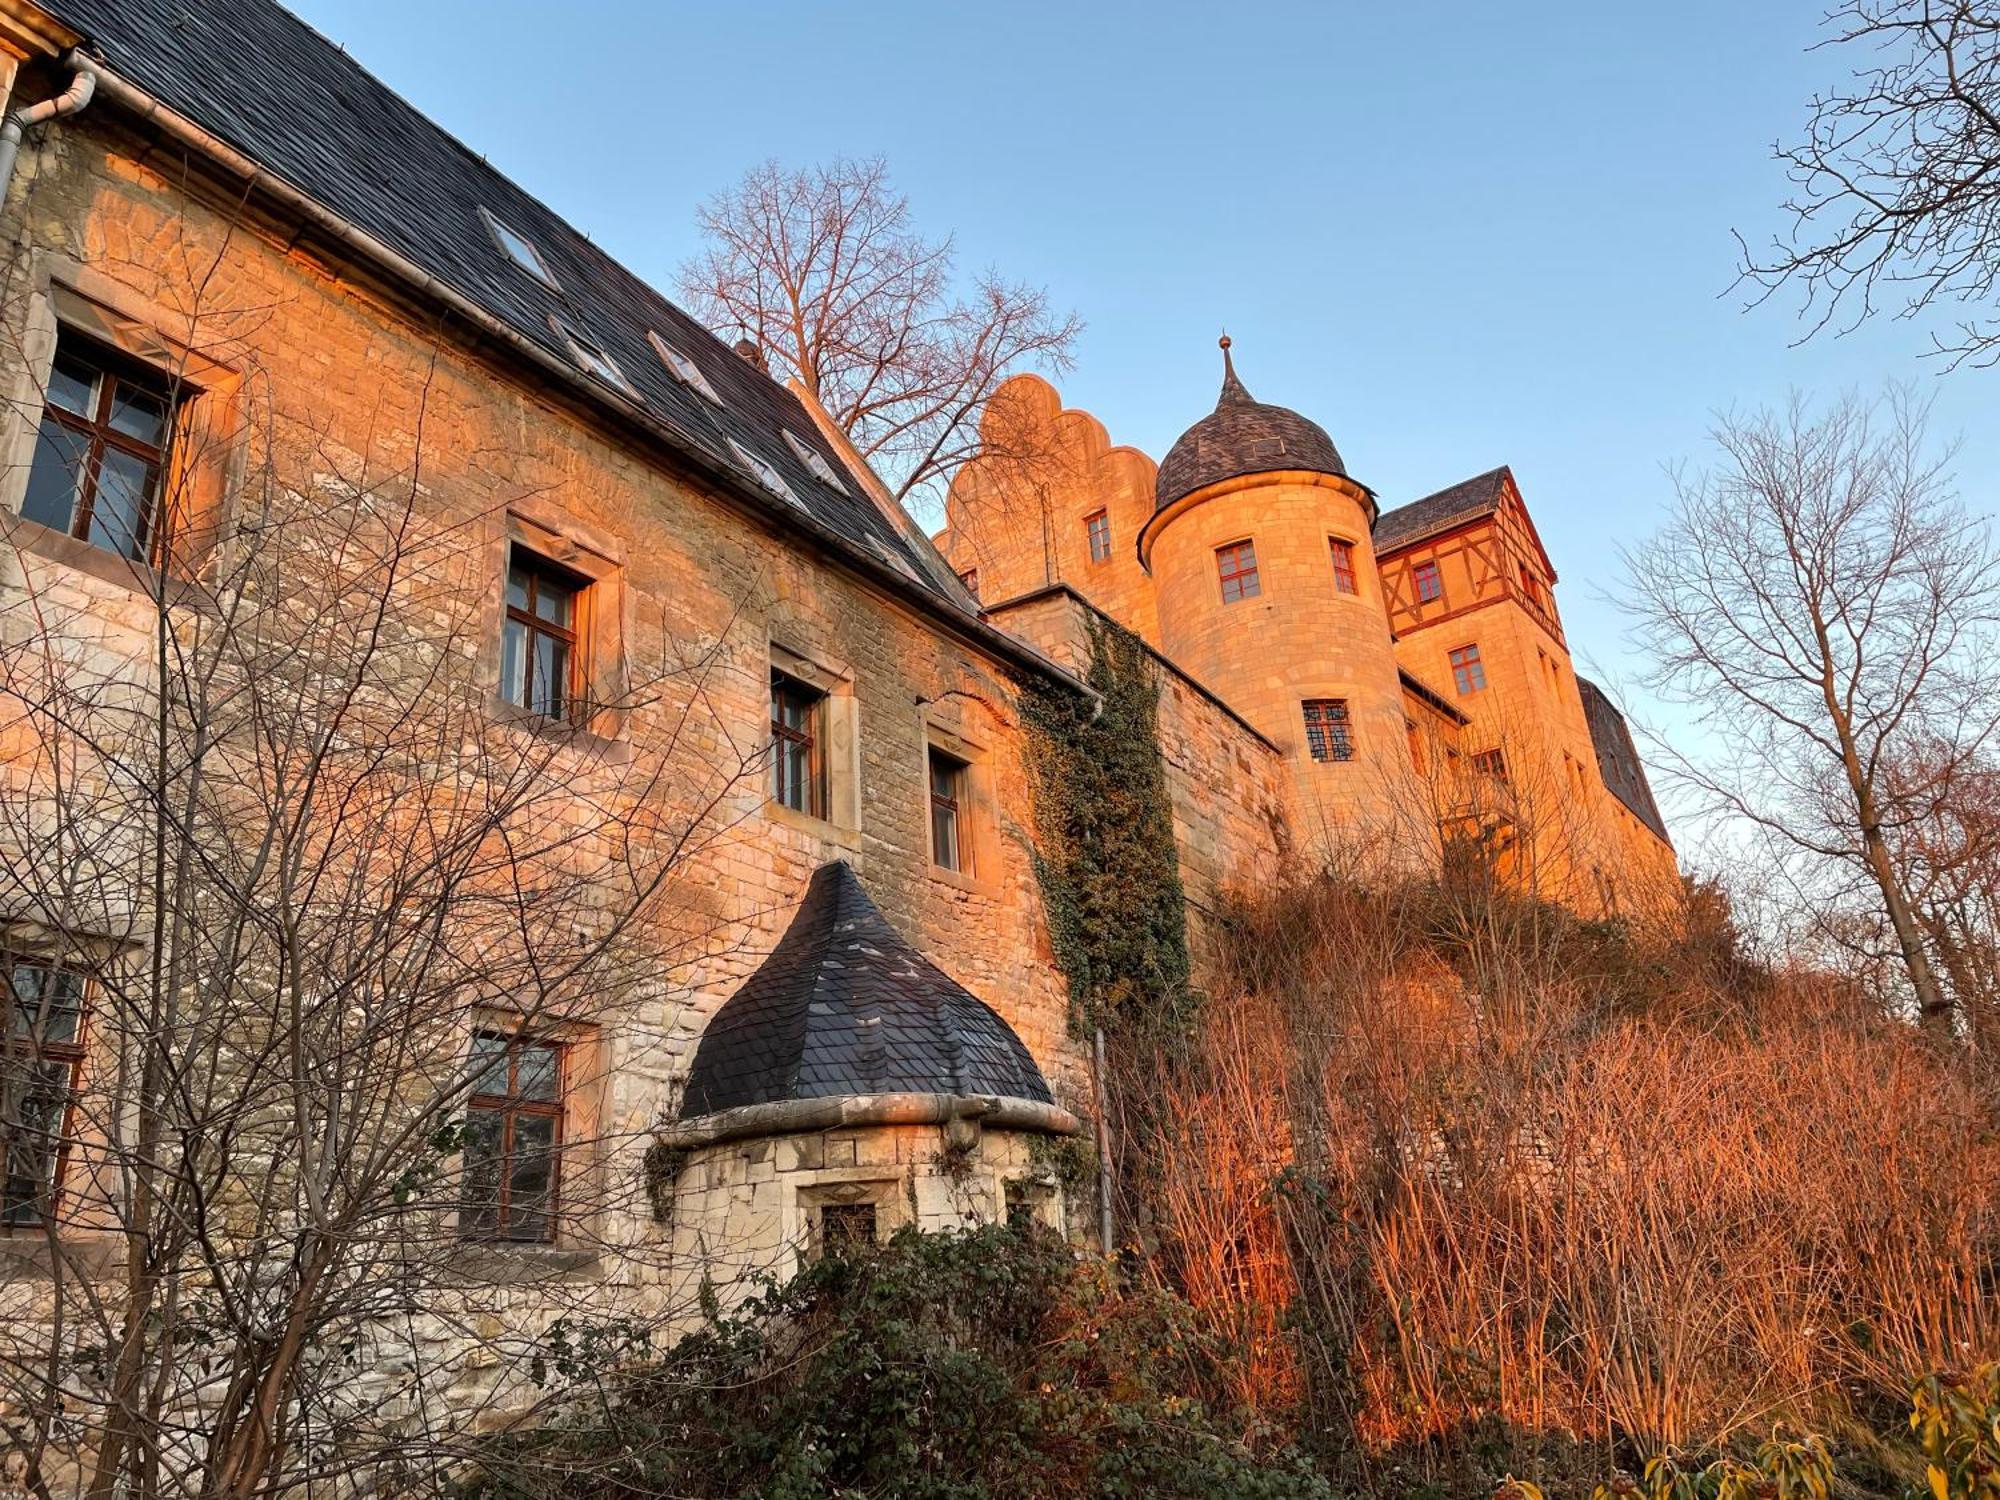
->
[49,0,950,600]
[1375,466,1510,552]
[1155,341,1348,511]
[1577,677,1673,847]
[680,862,1054,1119]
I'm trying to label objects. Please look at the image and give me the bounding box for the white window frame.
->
[548,316,635,396]
[783,430,849,494]
[647,331,722,403]
[478,207,559,290]
[728,438,801,507]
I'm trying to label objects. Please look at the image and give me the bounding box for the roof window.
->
[868,535,923,583]
[549,316,634,394]
[648,331,722,403]
[784,430,850,495]
[729,438,801,507]
[479,207,558,289]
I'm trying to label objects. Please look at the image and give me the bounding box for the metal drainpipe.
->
[0,51,97,208]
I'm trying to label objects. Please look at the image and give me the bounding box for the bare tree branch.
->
[675,157,1081,521]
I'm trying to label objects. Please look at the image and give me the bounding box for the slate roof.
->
[679,862,1055,1120]
[46,0,952,601]
[1155,340,1350,511]
[1374,466,1511,553]
[1577,677,1672,846]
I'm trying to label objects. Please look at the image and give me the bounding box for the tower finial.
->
[1217,331,1251,405]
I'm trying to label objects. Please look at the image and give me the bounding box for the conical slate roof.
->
[1154,337,1348,511]
[678,862,1055,1119]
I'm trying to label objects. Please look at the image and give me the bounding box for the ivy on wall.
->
[1020,612,1198,1051]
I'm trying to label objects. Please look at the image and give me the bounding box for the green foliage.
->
[1587,1433,1832,1500]
[1020,612,1196,1046]
[1912,1365,2000,1500]
[466,1224,1328,1500]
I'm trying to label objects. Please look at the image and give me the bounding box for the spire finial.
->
[1217,331,1251,405]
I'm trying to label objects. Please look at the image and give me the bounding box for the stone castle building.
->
[0,0,1674,1458]
[937,353,1677,920]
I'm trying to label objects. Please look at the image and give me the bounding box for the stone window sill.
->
[0,1228,123,1281]
[928,862,998,899]
[444,1240,604,1285]
[765,798,860,844]
[485,694,633,764]
[2,512,175,600]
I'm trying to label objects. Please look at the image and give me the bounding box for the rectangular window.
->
[1216,539,1260,603]
[929,748,969,873]
[461,1032,564,1243]
[1472,747,1508,782]
[1449,643,1486,695]
[771,669,828,818]
[819,1201,878,1252]
[1413,559,1443,603]
[501,549,585,721]
[1302,698,1353,763]
[1329,537,1358,595]
[1085,509,1111,564]
[23,331,177,562]
[0,959,85,1228]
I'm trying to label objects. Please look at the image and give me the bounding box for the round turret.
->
[1140,339,1410,851]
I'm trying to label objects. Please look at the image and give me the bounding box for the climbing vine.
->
[1020,611,1198,1050]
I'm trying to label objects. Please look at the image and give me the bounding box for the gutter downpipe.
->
[0,50,96,208]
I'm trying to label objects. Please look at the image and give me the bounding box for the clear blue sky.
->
[292,0,1994,809]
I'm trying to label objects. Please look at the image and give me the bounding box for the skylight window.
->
[868,536,923,583]
[729,438,801,507]
[548,316,634,395]
[479,207,558,289]
[783,430,850,495]
[648,331,721,403]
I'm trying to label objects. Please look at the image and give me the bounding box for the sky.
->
[289,0,1996,841]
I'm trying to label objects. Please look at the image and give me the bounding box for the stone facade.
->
[0,7,1094,1446]
[0,0,1679,1471]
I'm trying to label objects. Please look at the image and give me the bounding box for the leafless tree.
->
[1744,1,2000,365]
[1623,388,2000,1032]
[676,156,1081,520]
[0,288,762,1496]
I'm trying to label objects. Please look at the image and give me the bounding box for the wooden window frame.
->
[1329,536,1358,595]
[0,957,88,1231]
[1302,698,1354,763]
[1216,538,1260,604]
[928,747,970,874]
[460,1031,566,1245]
[1414,558,1444,604]
[771,668,829,819]
[1449,643,1486,695]
[1472,747,1508,782]
[1085,509,1111,564]
[502,547,589,723]
[24,330,179,564]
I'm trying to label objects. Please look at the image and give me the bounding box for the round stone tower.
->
[1138,339,1410,846]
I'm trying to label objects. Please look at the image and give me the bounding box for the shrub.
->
[467,1224,1330,1500]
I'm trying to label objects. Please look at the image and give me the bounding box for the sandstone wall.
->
[0,101,1092,1428]
[987,588,1293,964]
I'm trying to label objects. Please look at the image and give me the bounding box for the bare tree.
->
[1744,1,2000,365]
[0,285,762,1496]
[1623,389,2000,1032]
[675,157,1081,519]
